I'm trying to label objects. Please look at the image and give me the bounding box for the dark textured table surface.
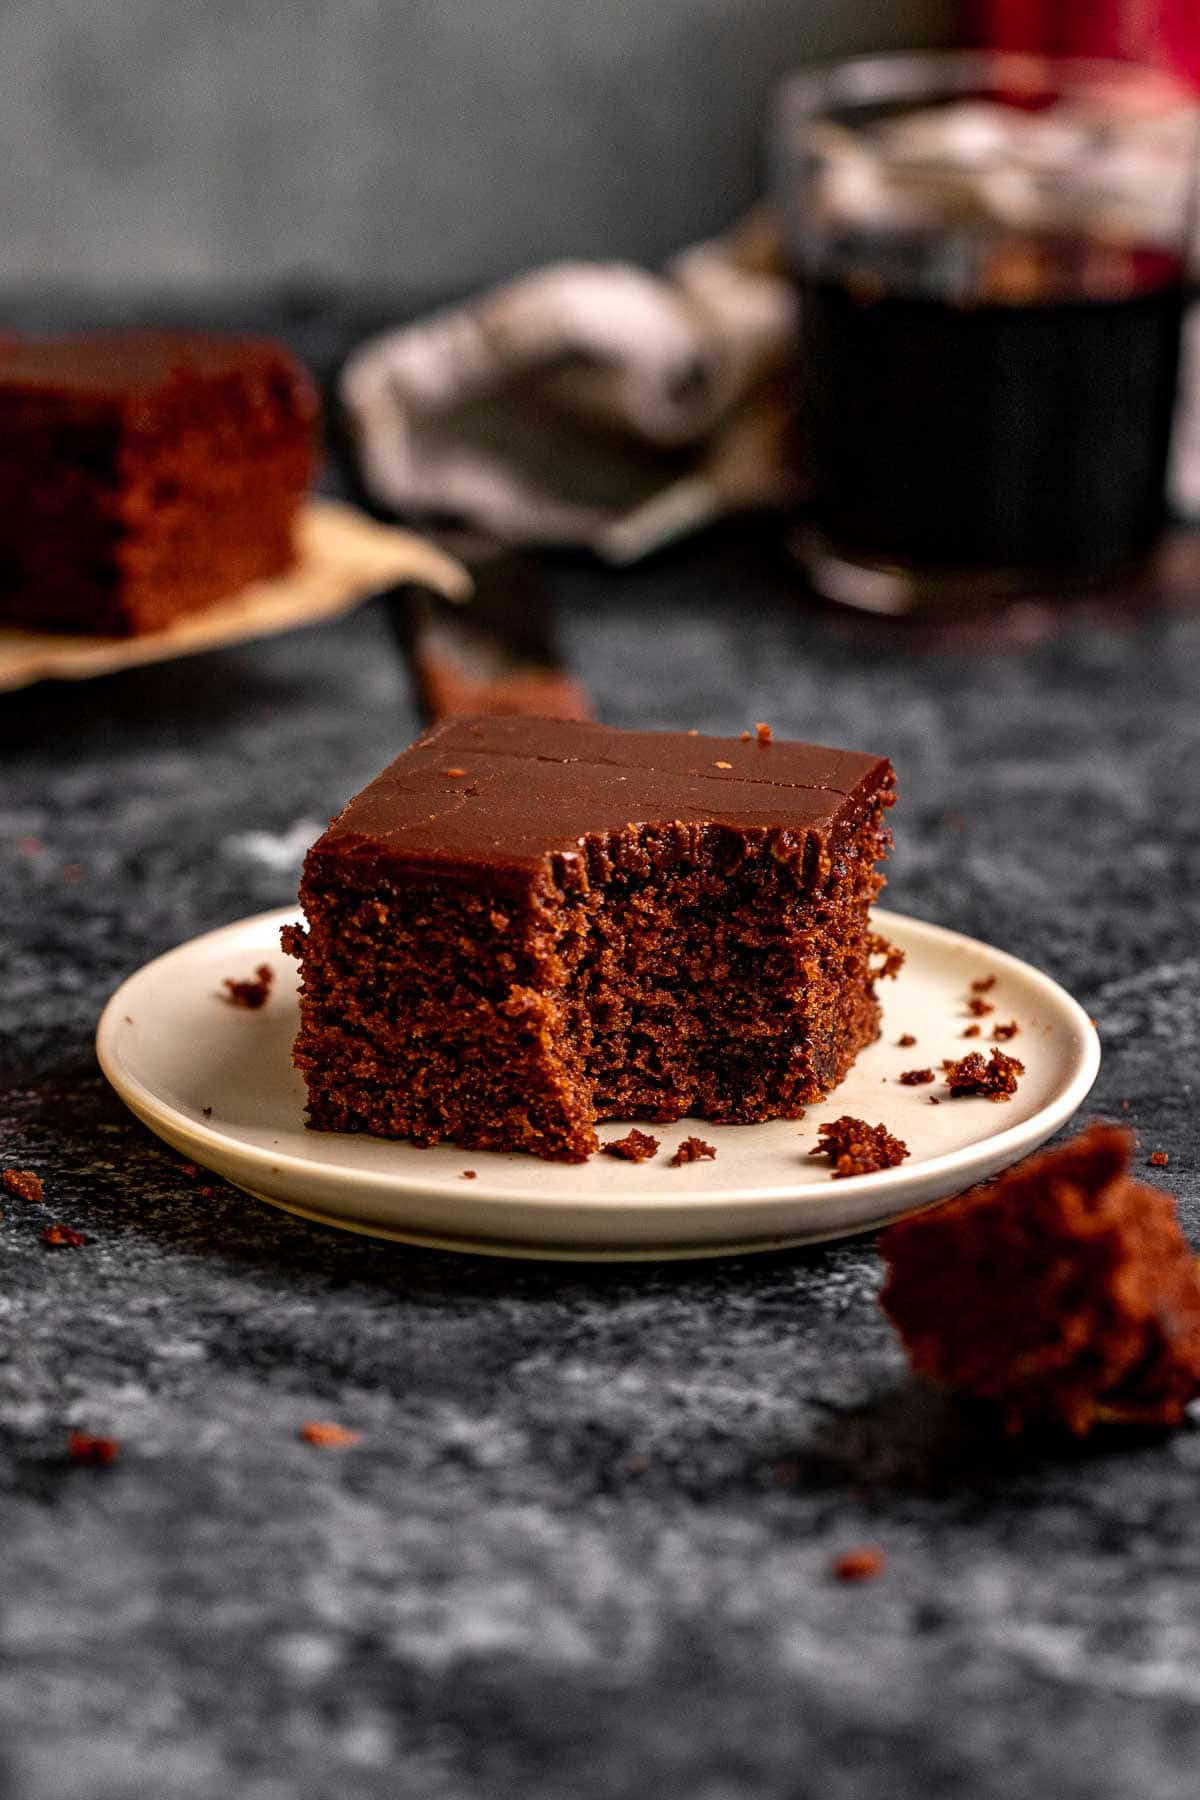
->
[3,307,1200,1800]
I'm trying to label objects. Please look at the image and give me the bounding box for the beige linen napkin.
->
[340,212,801,562]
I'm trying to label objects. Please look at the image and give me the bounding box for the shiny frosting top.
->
[310,717,893,885]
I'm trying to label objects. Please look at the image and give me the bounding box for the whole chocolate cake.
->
[0,330,318,635]
[283,717,897,1162]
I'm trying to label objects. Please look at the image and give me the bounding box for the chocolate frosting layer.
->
[310,717,893,887]
[0,329,310,400]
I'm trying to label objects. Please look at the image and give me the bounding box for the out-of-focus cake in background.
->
[0,330,319,636]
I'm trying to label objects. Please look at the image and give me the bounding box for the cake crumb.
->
[962,1024,982,1038]
[929,1096,941,1105]
[603,1129,660,1163]
[202,1106,212,1117]
[833,1547,886,1583]
[3,1169,43,1204]
[223,963,274,1009]
[300,1421,362,1448]
[1150,1151,1169,1169]
[991,1020,1020,1041]
[971,975,997,994]
[811,1117,909,1179]
[42,1223,85,1248]
[714,761,733,770]
[444,767,467,777]
[755,721,773,745]
[179,1163,199,1180]
[942,1048,1024,1100]
[869,933,905,980]
[967,996,995,1017]
[899,1068,935,1086]
[671,1136,717,1166]
[462,1169,477,1179]
[880,1124,1200,1435]
[740,730,751,741]
[897,1033,917,1048]
[68,1431,119,1466]
[199,1186,218,1199]
[686,728,698,736]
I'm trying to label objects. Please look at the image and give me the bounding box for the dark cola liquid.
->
[799,248,1186,580]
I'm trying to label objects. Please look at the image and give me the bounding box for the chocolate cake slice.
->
[0,330,318,635]
[283,718,897,1162]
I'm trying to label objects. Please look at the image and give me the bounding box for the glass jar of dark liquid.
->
[772,53,1200,612]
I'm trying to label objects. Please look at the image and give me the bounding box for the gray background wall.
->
[0,0,953,296]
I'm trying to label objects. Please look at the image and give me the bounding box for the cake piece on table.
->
[880,1124,1200,1435]
[283,717,897,1162]
[0,330,318,635]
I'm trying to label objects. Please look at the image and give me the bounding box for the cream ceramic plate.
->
[96,907,1099,1261]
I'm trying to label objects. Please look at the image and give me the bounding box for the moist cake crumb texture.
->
[284,717,896,1163]
[880,1124,1200,1435]
[810,1117,909,1179]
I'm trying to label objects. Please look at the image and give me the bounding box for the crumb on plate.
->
[942,1048,1024,1101]
[670,1136,717,1166]
[602,1129,660,1163]
[222,964,274,1009]
[810,1117,909,1179]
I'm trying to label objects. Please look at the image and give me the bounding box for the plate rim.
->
[96,903,1101,1220]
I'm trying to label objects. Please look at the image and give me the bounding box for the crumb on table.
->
[810,1117,909,1179]
[833,1547,886,1582]
[2,1168,43,1204]
[222,964,274,1009]
[462,1170,477,1180]
[755,721,772,745]
[41,1223,84,1248]
[670,1136,717,1166]
[1150,1151,1170,1169]
[68,1431,119,1466]
[942,1048,1024,1100]
[300,1421,362,1448]
[971,975,996,994]
[992,1020,1020,1041]
[962,1024,982,1039]
[967,996,995,1017]
[602,1129,660,1163]
[897,1033,917,1048]
[899,1068,935,1086]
